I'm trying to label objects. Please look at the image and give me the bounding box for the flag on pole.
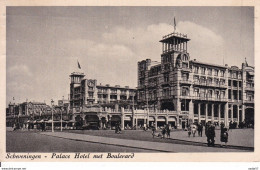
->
[77,60,81,69]
[174,17,176,32]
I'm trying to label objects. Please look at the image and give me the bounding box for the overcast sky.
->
[6,6,254,106]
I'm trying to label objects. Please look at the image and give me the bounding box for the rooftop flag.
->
[174,17,176,32]
[77,60,81,69]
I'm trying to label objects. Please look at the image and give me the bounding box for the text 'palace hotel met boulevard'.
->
[6,26,254,130]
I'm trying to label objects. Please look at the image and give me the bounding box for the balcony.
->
[148,83,158,88]
[244,100,254,104]
[179,79,192,84]
[193,81,227,89]
[200,115,206,118]
[110,91,117,95]
[161,95,172,100]
[181,67,192,72]
[120,92,127,96]
[245,86,254,91]
[179,95,192,99]
[87,97,95,101]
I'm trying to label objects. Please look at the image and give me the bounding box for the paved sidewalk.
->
[168,128,254,147]
[40,132,247,152]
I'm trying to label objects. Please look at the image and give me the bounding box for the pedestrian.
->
[162,126,166,139]
[188,126,191,137]
[13,123,16,131]
[191,124,197,137]
[221,128,229,147]
[166,124,171,138]
[198,123,202,137]
[151,125,156,138]
[207,124,216,147]
[115,123,118,133]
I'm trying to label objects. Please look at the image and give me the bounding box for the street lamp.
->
[51,99,54,132]
[61,106,63,132]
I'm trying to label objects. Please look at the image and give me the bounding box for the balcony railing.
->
[245,86,254,91]
[179,79,192,84]
[181,67,192,72]
[244,100,254,104]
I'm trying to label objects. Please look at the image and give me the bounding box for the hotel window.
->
[220,70,225,77]
[214,69,219,76]
[239,81,242,87]
[208,90,213,98]
[221,91,225,99]
[182,73,189,81]
[239,91,242,100]
[208,68,212,75]
[163,88,170,97]
[220,79,225,85]
[181,87,189,96]
[215,91,220,99]
[215,79,219,85]
[201,67,206,75]
[201,77,206,84]
[194,66,199,73]
[238,73,242,79]
[182,62,188,68]
[233,72,238,79]
[208,78,212,85]
[164,74,169,82]
[228,71,232,78]
[194,76,199,83]
[200,89,206,98]
[88,92,94,98]
[228,89,231,99]
[194,88,199,97]
[228,80,231,86]
[233,81,237,87]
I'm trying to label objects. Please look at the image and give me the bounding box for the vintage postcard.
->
[0,0,259,162]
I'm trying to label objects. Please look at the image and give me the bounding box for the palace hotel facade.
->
[137,30,254,127]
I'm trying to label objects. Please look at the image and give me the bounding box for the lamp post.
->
[61,106,63,132]
[51,99,54,132]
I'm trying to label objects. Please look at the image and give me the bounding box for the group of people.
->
[187,122,229,147]
[151,124,171,139]
[114,123,122,134]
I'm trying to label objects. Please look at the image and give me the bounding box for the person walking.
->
[198,123,203,137]
[221,127,229,147]
[191,124,197,137]
[207,124,216,146]
[162,126,166,139]
[151,124,156,138]
[166,124,171,138]
[188,126,191,137]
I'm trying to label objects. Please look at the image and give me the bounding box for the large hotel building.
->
[137,30,254,127]
[6,28,254,130]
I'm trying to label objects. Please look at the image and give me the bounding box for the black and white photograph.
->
[4,6,255,155]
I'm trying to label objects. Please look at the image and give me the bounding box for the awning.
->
[149,117,155,121]
[248,72,254,76]
[124,116,131,121]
